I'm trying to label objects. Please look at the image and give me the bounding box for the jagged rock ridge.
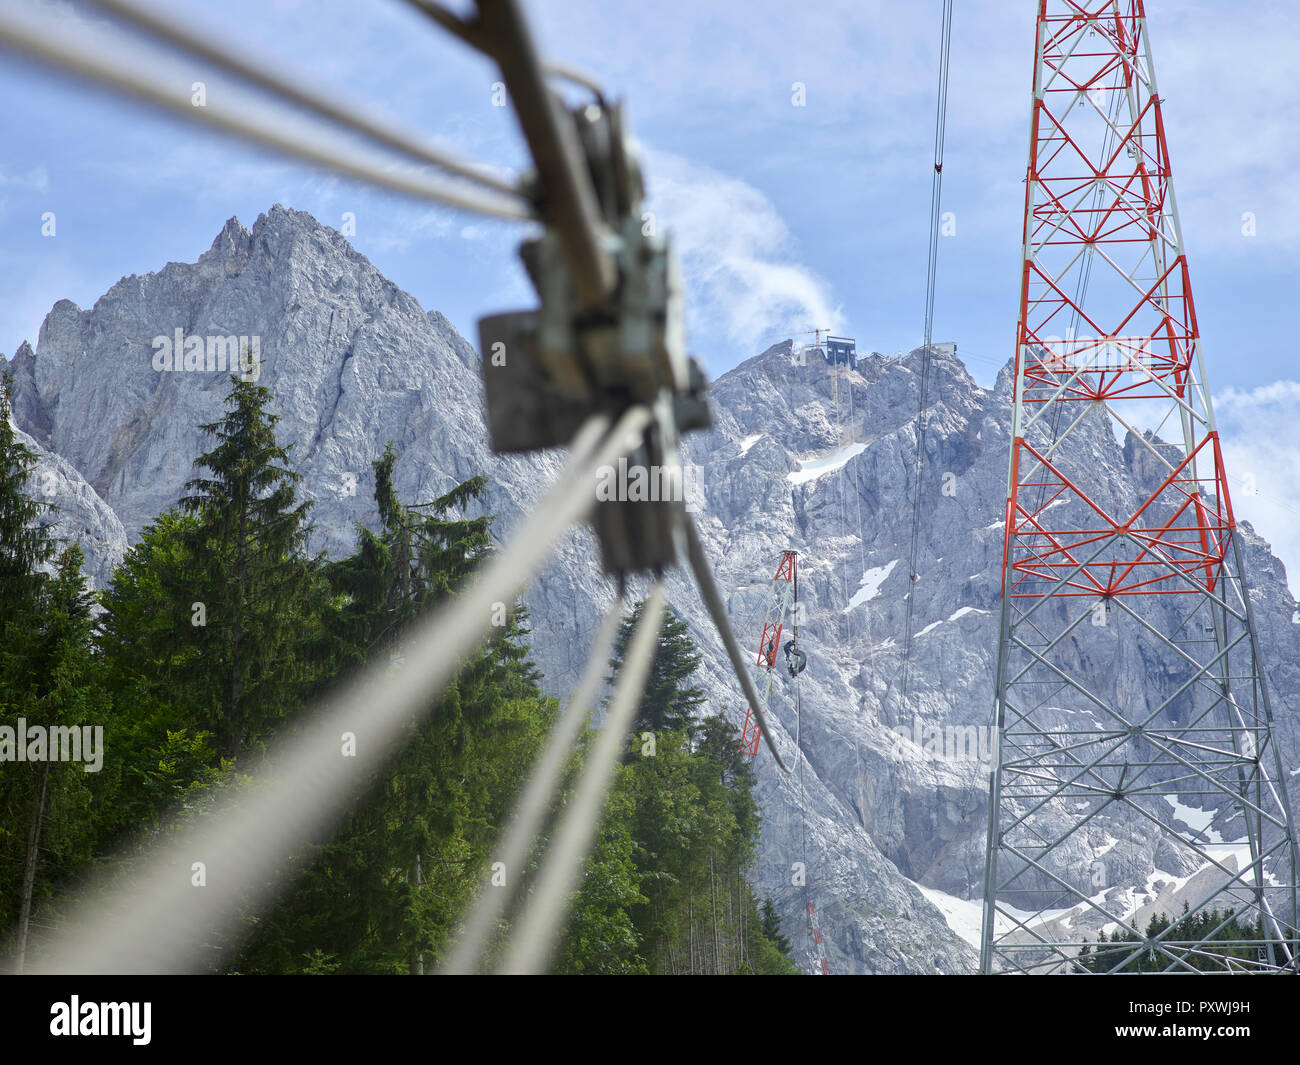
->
[8,206,1299,973]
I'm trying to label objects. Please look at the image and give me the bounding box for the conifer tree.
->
[0,377,104,968]
[759,897,791,956]
[0,374,56,965]
[611,601,705,735]
[572,604,797,974]
[235,445,554,974]
[0,373,53,618]
[95,511,228,841]
[178,375,321,758]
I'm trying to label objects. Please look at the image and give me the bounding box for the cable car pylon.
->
[980,0,1300,975]
[741,550,798,756]
[737,552,832,973]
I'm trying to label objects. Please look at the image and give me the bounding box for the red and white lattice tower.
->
[741,551,797,756]
[980,0,1299,974]
[807,902,831,975]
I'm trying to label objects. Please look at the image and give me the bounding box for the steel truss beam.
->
[741,551,797,755]
[980,0,1300,975]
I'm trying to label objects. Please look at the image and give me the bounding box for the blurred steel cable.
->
[6,0,797,975]
[0,2,533,220]
[498,582,666,973]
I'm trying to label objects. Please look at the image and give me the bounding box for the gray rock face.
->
[10,210,501,560]
[7,206,1299,974]
[705,340,1300,940]
[6,413,128,591]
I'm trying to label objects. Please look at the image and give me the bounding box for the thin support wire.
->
[30,409,650,973]
[499,581,667,973]
[833,364,852,644]
[0,6,533,221]
[81,0,523,197]
[900,0,954,702]
[443,591,626,973]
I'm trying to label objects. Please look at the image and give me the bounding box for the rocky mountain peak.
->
[198,214,253,271]
[8,206,1300,974]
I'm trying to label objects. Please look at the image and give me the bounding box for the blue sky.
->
[2,0,1300,588]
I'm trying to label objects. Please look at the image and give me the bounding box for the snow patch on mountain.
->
[1163,794,1220,840]
[787,440,866,485]
[915,605,989,637]
[845,560,897,611]
[10,207,1300,974]
[911,882,985,949]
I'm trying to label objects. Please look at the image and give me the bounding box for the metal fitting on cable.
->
[476,22,710,576]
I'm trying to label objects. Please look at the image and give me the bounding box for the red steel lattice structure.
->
[808,902,830,976]
[981,0,1299,974]
[1002,0,1233,600]
[738,551,831,971]
[741,551,797,756]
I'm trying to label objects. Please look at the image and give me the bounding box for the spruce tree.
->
[610,601,705,735]
[0,378,104,967]
[759,897,791,956]
[178,375,321,759]
[568,607,796,974]
[0,374,55,965]
[0,374,53,618]
[235,447,555,973]
[95,511,228,841]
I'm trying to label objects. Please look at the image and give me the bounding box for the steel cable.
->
[80,0,524,198]
[684,514,791,772]
[442,591,626,973]
[499,581,666,973]
[0,5,534,221]
[29,408,650,973]
[899,0,953,703]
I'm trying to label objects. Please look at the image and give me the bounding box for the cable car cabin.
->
[824,336,857,370]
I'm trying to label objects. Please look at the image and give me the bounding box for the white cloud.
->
[1099,381,1300,597]
[644,148,844,356]
[1142,1,1300,254]
[0,165,49,193]
[1213,380,1300,596]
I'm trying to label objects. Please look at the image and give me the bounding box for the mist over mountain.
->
[7,205,1299,973]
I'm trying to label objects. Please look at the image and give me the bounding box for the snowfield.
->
[916,605,990,637]
[845,560,897,611]
[787,440,867,485]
